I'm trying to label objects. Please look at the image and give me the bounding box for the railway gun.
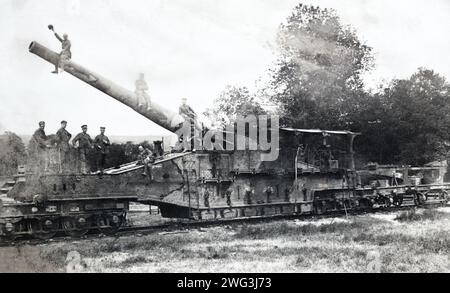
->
[0,42,448,240]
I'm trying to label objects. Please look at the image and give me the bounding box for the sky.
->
[1,0,450,136]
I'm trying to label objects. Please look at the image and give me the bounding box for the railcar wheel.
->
[314,201,327,215]
[28,219,58,240]
[62,217,90,237]
[393,194,403,207]
[2,220,27,241]
[440,190,449,202]
[414,193,426,206]
[359,198,373,210]
[384,197,391,207]
[96,214,124,235]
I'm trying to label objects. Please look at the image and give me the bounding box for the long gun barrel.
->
[28,41,185,133]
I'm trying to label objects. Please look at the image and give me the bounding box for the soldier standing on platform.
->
[94,127,111,174]
[29,121,49,172]
[55,120,72,172]
[72,125,93,174]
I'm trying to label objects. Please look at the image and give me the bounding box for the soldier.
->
[137,145,154,179]
[29,121,49,172]
[204,189,210,209]
[284,187,291,202]
[32,121,48,149]
[244,187,253,205]
[135,73,151,110]
[179,98,202,149]
[94,127,111,174]
[72,125,93,174]
[265,186,273,203]
[48,25,71,74]
[171,136,185,153]
[55,120,72,172]
[179,97,197,121]
[226,189,232,207]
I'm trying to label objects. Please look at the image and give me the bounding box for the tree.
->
[203,85,266,127]
[88,141,154,171]
[348,68,450,165]
[0,131,27,176]
[269,4,373,129]
[382,68,450,165]
[350,91,400,165]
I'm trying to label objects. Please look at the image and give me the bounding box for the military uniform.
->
[137,147,154,179]
[32,128,47,150]
[56,127,72,151]
[94,132,110,173]
[29,124,48,172]
[137,148,152,163]
[135,76,151,109]
[53,33,71,73]
[56,125,72,172]
[72,130,93,174]
[179,103,197,121]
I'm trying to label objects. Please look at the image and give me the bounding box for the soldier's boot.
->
[142,164,148,176]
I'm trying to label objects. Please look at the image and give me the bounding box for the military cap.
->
[38,121,45,126]
[61,120,67,124]
[100,126,106,130]
[81,124,87,129]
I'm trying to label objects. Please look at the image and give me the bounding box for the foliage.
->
[0,131,27,176]
[203,3,450,166]
[353,68,450,165]
[384,69,450,164]
[87,140,154,171]
[203,85,266,127]
[269,4,373,129]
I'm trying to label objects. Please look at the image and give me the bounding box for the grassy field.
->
[0,207,449,272]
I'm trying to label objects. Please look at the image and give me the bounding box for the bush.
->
[0,131,27,176]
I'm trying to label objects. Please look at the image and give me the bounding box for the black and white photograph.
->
[1,0,450,276]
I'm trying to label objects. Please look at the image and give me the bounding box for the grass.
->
[233,220,369,240]
[2,207,450,272]
[120,255,149,266]
[395,209,450,222]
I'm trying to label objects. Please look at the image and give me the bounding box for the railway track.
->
[1,201,447,247]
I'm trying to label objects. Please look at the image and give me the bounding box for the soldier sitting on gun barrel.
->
[135,73,151,110]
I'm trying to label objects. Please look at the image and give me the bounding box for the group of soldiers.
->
[30,121,110,174]
[42,25,197,178]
